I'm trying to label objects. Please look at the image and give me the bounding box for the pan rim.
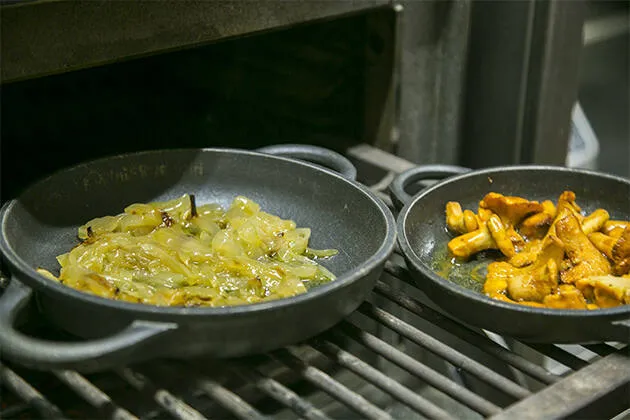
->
[0,147,397,317]
[397,164,630,318]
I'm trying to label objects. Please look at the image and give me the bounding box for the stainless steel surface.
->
[0,0,391,82]
[1,145,628,419]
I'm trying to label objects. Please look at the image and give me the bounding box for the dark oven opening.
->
[1,7,397,203]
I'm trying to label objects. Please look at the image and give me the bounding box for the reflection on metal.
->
[584,13,630,46]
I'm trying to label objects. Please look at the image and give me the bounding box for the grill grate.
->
[1,145,629,420]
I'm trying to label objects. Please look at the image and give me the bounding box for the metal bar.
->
[520,0,585,165]
[584,343,623,357]
[459,0,535,166]
[359,302,531,400]
[375,271,559,385]
[235,368,331,420]
[489,352,630,420]
[459,0,584,167]
[347,144,416,174]
[371,189,394,208]
[312,337,454,420]
[0,363,65,420]
[337,322,501,416]
[54,370,137,420]
[117,368,207,420]
[366,171,396,192]
[272,348,393,420]
[611,406,630,420]
[524,344,588,371]
[195,377,267,420]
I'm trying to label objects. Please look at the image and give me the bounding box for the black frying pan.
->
[390,164,630,344]
[0,145,396,372]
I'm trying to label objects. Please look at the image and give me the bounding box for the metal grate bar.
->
[0,363,66,420]
[195,377,267,420]
[117,368,207,420]
[235,368,331,420]
[584,343,621,357]
[272,348,393,420]
[489,351,630,419]
[373,190,393,207]
[375,274,559,385]
[524,345,589,371]
[338,321,502,416]
[53,370,138,420]
[359,302,531,400]
[311,337,453,420]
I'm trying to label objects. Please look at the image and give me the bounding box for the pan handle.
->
[0,279,177,372]
[389,165,471,210]
[256,144,358,181]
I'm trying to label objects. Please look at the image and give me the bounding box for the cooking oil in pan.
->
[431,246,502,294]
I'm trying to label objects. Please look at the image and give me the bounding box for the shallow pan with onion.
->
[0,144,396,372]
[390,164,630,343]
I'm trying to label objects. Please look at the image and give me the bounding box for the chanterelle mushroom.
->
[447,214,519,259]
[445,202,478,234]
[480,192,544,227]
[612,227,630,275]
[485,233,565,302]
[447,221,495,259]
[576,275,630,308]
[519,200,556,239]
[581,209,610,235]
[556,211,611,284]
[602,220,630,238]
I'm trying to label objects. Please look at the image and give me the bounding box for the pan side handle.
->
[389,165,471,210]
[256,144,358,181]
[0,279,177,372]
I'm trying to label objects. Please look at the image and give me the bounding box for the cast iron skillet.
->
[0,145,396,372]
[390,164,630,344]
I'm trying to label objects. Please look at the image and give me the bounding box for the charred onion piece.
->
[161,211,174,227]
[190,194,198,218]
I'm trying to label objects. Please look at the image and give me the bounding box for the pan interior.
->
[2,149,389,304]
[403,168,630,295]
